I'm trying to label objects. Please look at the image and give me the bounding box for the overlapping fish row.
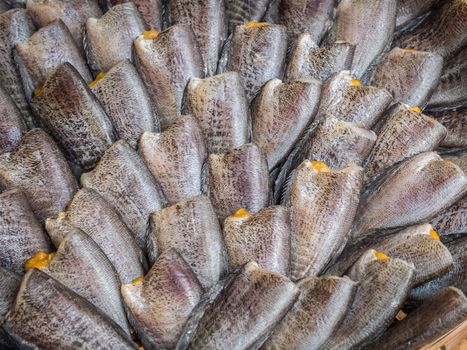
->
[0,0,466,349]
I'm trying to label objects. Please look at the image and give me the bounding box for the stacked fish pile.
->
[0,0,466,349]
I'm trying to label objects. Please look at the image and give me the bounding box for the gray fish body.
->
[167,0,226,76]
[0,2,10,13]
[427,46,467,111]
[15,19,92,100]
[286,35,355,83]
[139,115,206,205]
[332,0,397,79]
[225,0,270,33]
[186,262,299,350]
[287,161,363,280]
[394,0,467,60]
[0,86,26,154]
[80,140,166,252]
[0,9,35,127]
[252,78,322,170]
[352,152,467,242]
[326,224,454,286]
[111,0,162,30]
[444,151,467,174]
[430,195,467,237]
[395,0,438,31]
[0,128,78,222]
[134,24,205,129]
[148,195,226,289]
[371,287,467,350]
[0,267,20,350]
[85,3,146,73]
[44,229,131,335]
[370,47,444,108]
[47,188,145,284]
[221,23,287,103]
[317,70,393,128]
[364,103,447,183]
[322,250,415,350]
[207,143,269,221]
[26,0,102,51]
[31,63,115,169]
[277,0,335,45]
[223,205,290,276]
[431,108,467,148]
[0,189,52,273]
[185,72,250,154]
[90,60,158,148]
[122,248,203,350]
[3,269,137,349]
[261,276,356,350]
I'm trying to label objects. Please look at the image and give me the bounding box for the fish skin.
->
[111,0,162,30]
[0,85,26,154]
[297,115,377,170]
[430,195,467,237]
[286,161,363,281]
[0,9,35,127]
[277,0,335,45]
[395,0,438,31]
[443,150,467,174]
[185,72,250,154]
[3,269,137,349]
[431,108,467,148]
[326,224,454,286]
[30,63,115,169]
[221,23,287,103]
[225,0,271,33]
[46,188,145,284]
[331,0,397,79]
[317,70,393,128]
[80,140,166,252]
[42,229,131,335]
[364,103,447,183]
[167,0,226,76]
[352,152,467,242]
[148,195,226,290]
[286,35,355,83]
[0,267,20,350]
[427,46,467,111]
[0,189,52,273]
[15,19,92,100]
[122,248,203,350]
[26,0,102,51]
[0,2,10,13]
[261,276,356,350]
[371,287,467,350]
[322,250,415,350]
[85,3,146,74]
[207,143,269,221]
[394,0,467,60]
[139,115,207,205]
[370,47,444,108]
[186,261,299,350]
[90,60,159,148]
[251,78,322,170]
[0,128,78,222]
[410,236,467,301]
[223,205,290,276]
[134,24,205,129]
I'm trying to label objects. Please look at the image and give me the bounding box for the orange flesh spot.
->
[245,22,270,27]
[24,251,55,272]
[374,251,390,261]
[429,228,440,241]
[33,86,43,97]
[351,79,362,87]
[408,106,421,113]
[308,160,331,172]
[403,48,416,52]
[143,29,159,40]
[232,208,251,218]
[88,72,106,88]
[396,310,407,321]
[131,276,144,285]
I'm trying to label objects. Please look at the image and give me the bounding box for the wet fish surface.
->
[139,115,206,205]
[30,63,115,169]
[0,86,26,154]
[111,0,162,30]
[148,195,226,290]
[431,108,467,148]
[0,128,78,222]
[185,72,250,154]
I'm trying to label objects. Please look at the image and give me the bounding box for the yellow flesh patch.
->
[33,86,43,97]
[429,228,440,241]
[374,251,390,261]
[24,251,55,272]
[408,106,421,113]
[88,72,106,88]
[245,22,270,27]
[308,160,331,172]
[143,29,159,40]
[403,48,416,52]
[232,208,251,219]
[350,79,362,87]
[131,276,144,285]
[396,310,407,321]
